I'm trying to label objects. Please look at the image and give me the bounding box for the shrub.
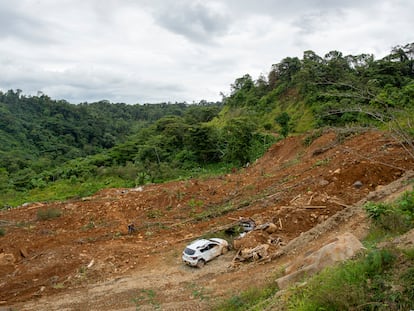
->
[397,190,414,215]
[364,190,414,235]
[364,202,390,220]
[215,284,278,311]
[363,249,396,277]
[376,211,412,234]
[401,267,414,301]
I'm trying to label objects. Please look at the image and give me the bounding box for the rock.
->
[277,232,364,289]
[319,179,329,186]
[353,181,363,188]
[256,222,278,234]
[264,223,278,234]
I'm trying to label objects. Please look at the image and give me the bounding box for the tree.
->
[185,124,220,164]
[323,50,351,82]
[295,50,324,93]
[230,74,254,95]
[268,57,301,89]
[221,117,256,165]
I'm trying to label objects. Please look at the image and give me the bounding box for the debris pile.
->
[230,220,285,266]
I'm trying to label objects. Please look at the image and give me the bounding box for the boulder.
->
[277,232,364,289]
[264,223,278,234]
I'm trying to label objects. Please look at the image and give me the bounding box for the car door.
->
[205,242,221,261]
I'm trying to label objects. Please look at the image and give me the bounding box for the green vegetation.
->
[146,209,164,219]
[214,189,414,310]
[1,43,414,207]
[0,227,5,236]
[215,283,278,311]
[275,112,291,138]
[185,282,211,302]
[285,248,411,311]
[365,190,414,237]
[1,43,414,309]
[131,289,160,310]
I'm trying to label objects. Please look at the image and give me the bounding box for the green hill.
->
[1,43,413,206]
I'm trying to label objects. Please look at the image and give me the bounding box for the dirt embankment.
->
[1,129,413,310]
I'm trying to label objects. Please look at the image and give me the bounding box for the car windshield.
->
[184,248,196,255]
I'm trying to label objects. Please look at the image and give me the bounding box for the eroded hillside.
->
[1,129,413,310]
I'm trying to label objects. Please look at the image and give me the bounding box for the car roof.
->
[187,238,219,249]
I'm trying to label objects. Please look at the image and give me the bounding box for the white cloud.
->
[0,0,413,103]
[152,1,230,43]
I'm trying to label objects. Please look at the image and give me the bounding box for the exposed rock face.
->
[277,232,364,289]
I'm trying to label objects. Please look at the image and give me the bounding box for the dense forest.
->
[1,43,413,206]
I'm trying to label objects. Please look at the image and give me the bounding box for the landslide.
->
[1,129,413,310]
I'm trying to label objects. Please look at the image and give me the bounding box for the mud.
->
[1,129,413,310]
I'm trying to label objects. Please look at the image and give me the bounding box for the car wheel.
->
[221,246,228,254]
[196,259,205,268]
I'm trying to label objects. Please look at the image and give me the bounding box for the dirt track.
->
[1,129,413,310]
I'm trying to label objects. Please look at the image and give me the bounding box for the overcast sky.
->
[1,0,413,104]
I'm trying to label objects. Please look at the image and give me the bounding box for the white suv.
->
[182,238,229,268]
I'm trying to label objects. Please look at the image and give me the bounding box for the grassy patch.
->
[131,289,160,310]
[188,198,204,208]
[185,282,211,302]
[364,191,414,236]
[146,209,164,219]
[215,283,278,311]
[1,163,235,208]
[403,247,414,259]
[286,249,398,310]
[82,221,96,230]
[312,158,330,168]
[0,176,133,207]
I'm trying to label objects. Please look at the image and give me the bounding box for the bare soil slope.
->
[1,129,413,310]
